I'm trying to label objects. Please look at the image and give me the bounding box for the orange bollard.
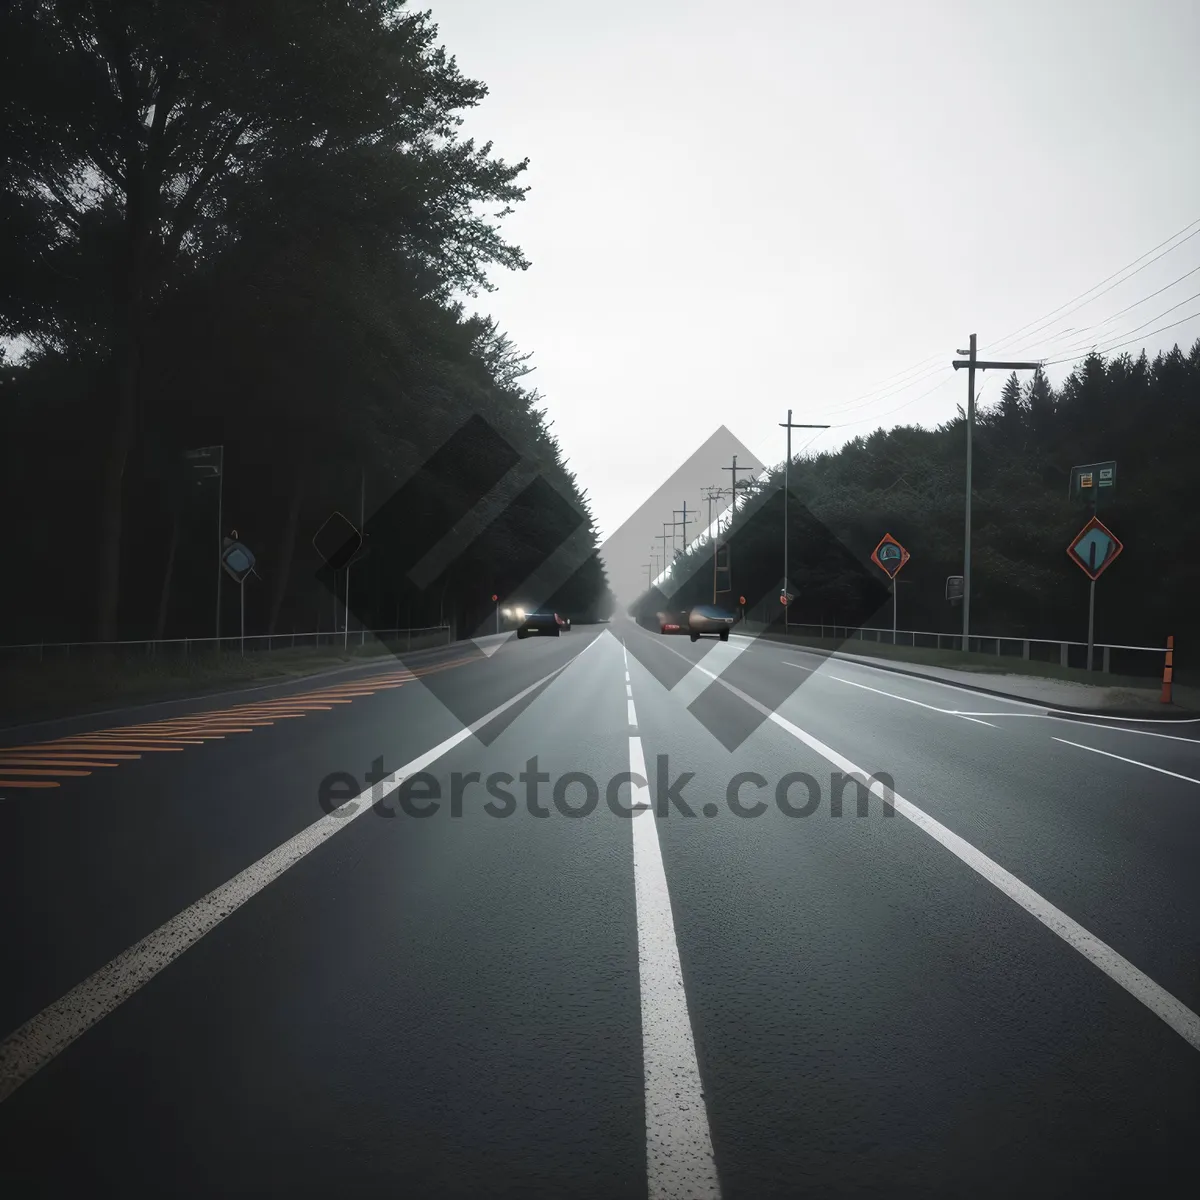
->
[1160,634,1174,704]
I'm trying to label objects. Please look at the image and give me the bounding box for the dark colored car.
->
[688,603,737,642]
[516,609,565,638]
[658,610,690,635]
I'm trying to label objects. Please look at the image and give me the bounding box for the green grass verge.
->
[0,634,450,726]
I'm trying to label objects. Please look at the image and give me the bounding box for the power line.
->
[805,216,1200,437]
[820,359,952,418]
[1044,289,1200,359]
[1041,309,1200,366]
[1065,262,1200,335]
[827,370,958,429]
[990,218,1200,356]
[1009,262,1200,362]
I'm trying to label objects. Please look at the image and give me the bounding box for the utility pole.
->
[721,456,743,514]
[702,487,724,603]
[952,337,1041,652]
[344,467,364,649]
[656,526,673,576]
[779,410,829,630]
[673,502,690,556]
[644,562,653,591]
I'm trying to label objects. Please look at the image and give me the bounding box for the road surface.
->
[1,619,1198,1197]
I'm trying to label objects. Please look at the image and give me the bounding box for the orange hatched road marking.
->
[0,767,91,777]
[6,739,189,748]
[0,653,478,791]
[0,750,142,761]
[0,759,122,768]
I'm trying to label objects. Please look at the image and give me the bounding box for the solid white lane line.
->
[0,652,597,1105]
[1051,724,1200,746]
[834,663,1044,707]
[652,641,1200,1053]
[627,726,721,1198]
[628,736,651,811]
[628,698,638,727]
[1053,738,1200,786]
[828,674,996,727]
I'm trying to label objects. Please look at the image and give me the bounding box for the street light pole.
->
[952,338,1042,652]
[779,410,829,630]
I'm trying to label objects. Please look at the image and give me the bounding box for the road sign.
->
[184,445,223,481]
[946,575,964,602]
[221,535,255,583]
[870,533,910,580]
[1067,515,1123,581]
[313,511,362,571]
[1070,461,1116,504]
[491,593,498,602]
[738,595,746,605]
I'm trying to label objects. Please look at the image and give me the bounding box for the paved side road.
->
[1,620,1197,1197]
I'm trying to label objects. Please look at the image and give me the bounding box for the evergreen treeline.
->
[633,345,1200,667]
[0,0,610,646]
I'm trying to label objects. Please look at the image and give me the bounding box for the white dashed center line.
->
[622,638,721,1198]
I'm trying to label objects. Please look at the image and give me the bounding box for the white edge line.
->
[651,638,1200,1053]
[0,643,602,1104]
[769,641,1200,723]
[1052,737,1200,786]
[829,674,996,727]
[1040,722,1200,745]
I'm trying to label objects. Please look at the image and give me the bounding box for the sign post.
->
[220,532,256,656]
[1066,515,1124,670]
[1070,461,1116,514]
[492,593,499,634]
[870,534,910,643]
[312,512,365,649]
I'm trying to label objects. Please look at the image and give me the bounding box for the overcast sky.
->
[423,0,1200,544]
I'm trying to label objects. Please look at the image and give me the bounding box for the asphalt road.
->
[2,618,1198,1197]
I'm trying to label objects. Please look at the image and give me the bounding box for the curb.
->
[749,636,1198,721]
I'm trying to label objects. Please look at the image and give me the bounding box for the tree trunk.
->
[96,341,141,642]
[154,506,181,642]
[97,207,152,642]
[268,475,305,635]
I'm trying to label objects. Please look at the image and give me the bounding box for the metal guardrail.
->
[741,619,1171,675]
[0,626,453,662]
